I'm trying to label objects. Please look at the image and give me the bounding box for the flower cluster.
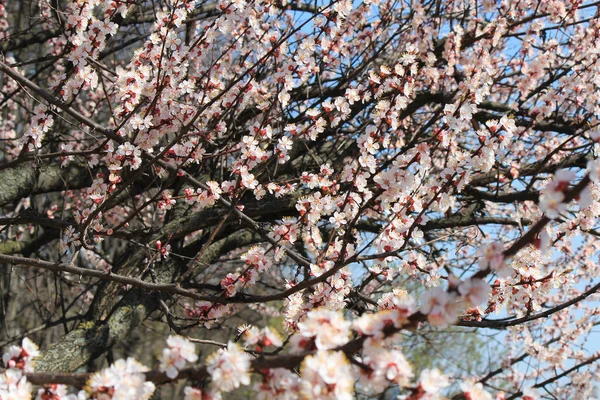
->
[206,342,252,393]
[0,369,32,400]
[160,336,198,379]
[3,0,600,397]
[297,308,351,350]
[220,246,273,297]
[0,339,70,399]
[87,358,155,399]
[20,105,54,151]
[460,381,493,400]
[420,287,462,326]
[477,242,511,277]
[412,368,450,399]
[253,368,300,400]
[239,325,283,351]
[357,338,414,392]
[184,181,222,210]
[3,337,39,372]
[300,350,354,400]
[538,169,576,219]
[184,301,232,328]
[183,386,222,400]
[377,288,417,322]
[36,384,78,400]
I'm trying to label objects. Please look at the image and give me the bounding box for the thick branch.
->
[0,163,95,207]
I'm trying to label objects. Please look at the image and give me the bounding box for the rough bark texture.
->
[33,288,159,372]
[0,163,94,206]
[33,229,262,372]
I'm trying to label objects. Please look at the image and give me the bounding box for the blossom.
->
[206,342,252,393]
[241,326,283,349]
[538,189,566,219]
[458,278,491,307]
[588,159,600,183]
[184,386,222,400]
[499,115,517,137]
[300,351,354,400]
[160,336,198,379]
[353,310,405,337]
[254,368,301,400]
[0,369,32,400]
[420,287,461,326]
[88,358,155,400]
[156,240,172,259]
[36,384,77,400]
[419,368,449,394]
[157,192,176,211]
[241,246,272,271]
[20,106,54,150]
[297,309,351,350]
[539,169,576,219]
[477,242,512,277]
[534,227,552,253]
[377,288,417,322]
[239,166,259,189]
[3,338,39,372]
[459,102,476,120]
[184,302,231,328]
[460,380,492,400]
[329,211,347,228]
[359,338,414,390]
[115,142,142,170]
[522,387,540,400]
